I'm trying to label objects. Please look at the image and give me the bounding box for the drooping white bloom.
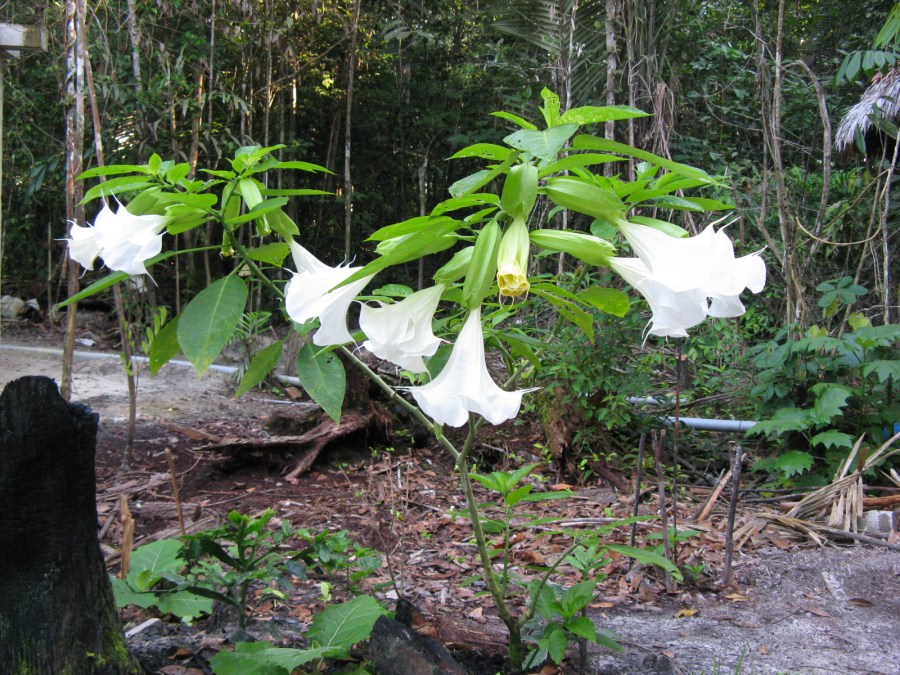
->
[359,284,444,373]
[609,257,708,338]
[613,220,766,337]
[406,306,533,427]
[67,202,167,276]
[284,240,374,346]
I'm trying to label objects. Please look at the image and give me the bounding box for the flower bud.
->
[496,217,530,298]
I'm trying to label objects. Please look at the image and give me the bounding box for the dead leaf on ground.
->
[848,598,875,607]
[674,608,698,618]
[724,592,749,602]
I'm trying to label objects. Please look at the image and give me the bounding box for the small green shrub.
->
[747,283,899,484]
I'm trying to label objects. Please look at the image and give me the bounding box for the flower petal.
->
[283,241,373,346]
[360,284,443,373]
[66,203,166,275]
[611,257,707,338]
[407,307,532,426]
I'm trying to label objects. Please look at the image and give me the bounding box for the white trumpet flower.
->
[406,306,533,427]
[284,241,374,346]
[67,202,167,276]
[613,220,766,337]
[359,284,444,373]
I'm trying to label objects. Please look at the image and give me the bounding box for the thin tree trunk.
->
[125,0,143,94]
[754,0,805,326]
[80,15,140,465]
[62,0,87,402]
[604,0,618,144]
[343,0,361,261]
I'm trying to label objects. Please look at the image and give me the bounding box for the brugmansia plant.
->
[64,88,765,672]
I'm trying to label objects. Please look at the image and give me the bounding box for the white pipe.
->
[627,396,758,432]
[0,343,302,386]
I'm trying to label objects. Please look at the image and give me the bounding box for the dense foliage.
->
[2,0,897,480]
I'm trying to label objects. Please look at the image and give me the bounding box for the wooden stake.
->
[166,448,186,536]
[722,441,743,586]
[119,495,135,579]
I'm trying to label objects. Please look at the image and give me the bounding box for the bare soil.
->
[1,319,898,675]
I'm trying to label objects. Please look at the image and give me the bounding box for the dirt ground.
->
[1,318,898,675]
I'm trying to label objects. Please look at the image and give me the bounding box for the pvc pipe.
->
[662,416,758,432]
[627,396,758,432]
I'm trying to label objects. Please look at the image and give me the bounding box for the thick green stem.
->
[457,417,525,672]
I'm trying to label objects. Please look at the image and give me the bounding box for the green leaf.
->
[504,124,578,162]
[157,589,214,620]
[54,271,129,310]
[177,276,248,376]
[862,359,900,383]
[307,595,386,655]
[449,143,514,161]
[149,314,181,376]
[261,188,332,197]
[295,344,345,423]
[573,135,712,180]
[210,641,337,675]
[529,229,616,266]
[82,177,154,203]
[110,576,158,609]
[558,105,650,125]
[811,383,852,422]
[543,624,568,664]
[773,450,814,478]
[490,110,538,130]
[538,153,624,176]
[559,580,596,618]
[604,544,683,581]
[343,219,462,287]
[273,159,332,173]
[564,616,599,641]
[128,539,184,590]
[748,407,811,436]
[235,340,285,398]
[159,192,218,210]
[811,429,855,450]
[246,242,291,266]
[530,284,594,341]
[224,197,289,227]
[578,286,630,317]
[504,484,534,507]
[78,164,150,180]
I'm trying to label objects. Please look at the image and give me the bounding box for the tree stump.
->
[0,376,143,674]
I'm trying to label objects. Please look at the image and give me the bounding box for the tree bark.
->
[0,377,143,674]
[343,0,362,261]
[62,0,87,401]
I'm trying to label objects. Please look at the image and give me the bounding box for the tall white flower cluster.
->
[67,204,765,429]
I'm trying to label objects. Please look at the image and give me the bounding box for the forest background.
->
[1,0,898,484]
